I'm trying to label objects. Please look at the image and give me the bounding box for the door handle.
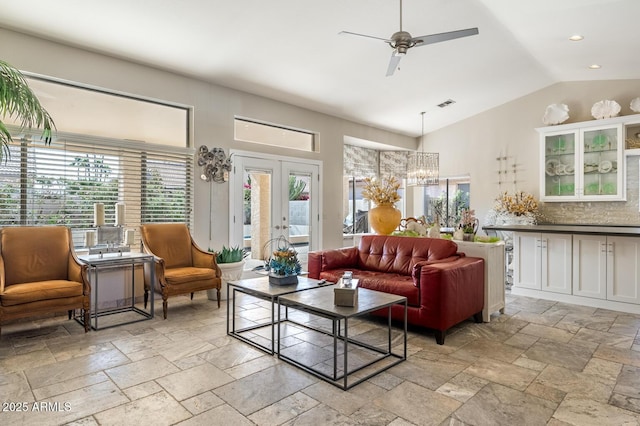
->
[282,225,289,229]
[274,225,281,230]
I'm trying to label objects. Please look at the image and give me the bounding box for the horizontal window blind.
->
[0,129,193,248]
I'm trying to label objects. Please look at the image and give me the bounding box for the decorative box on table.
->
[334,278,359,307]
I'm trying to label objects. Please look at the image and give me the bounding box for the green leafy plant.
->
[210,245,244,263]
[0,60,55,161]
[288,176,307,201]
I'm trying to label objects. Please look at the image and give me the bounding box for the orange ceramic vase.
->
[368,203,401,235]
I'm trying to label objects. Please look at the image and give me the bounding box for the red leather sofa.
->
[308,235,485,344]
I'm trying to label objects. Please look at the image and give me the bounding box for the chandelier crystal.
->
[407,112,439,186]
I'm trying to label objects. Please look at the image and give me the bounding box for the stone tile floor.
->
[1,291,640,425]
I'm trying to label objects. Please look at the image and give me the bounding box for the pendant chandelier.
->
[407,112,439,186]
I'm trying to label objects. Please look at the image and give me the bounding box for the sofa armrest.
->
[415,256,485,330]
[308,247,359,279]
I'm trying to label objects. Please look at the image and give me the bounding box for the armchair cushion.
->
[1,280,83,306]
[140,223,193,269]
[2,226,71,285]
[164,267,217,286]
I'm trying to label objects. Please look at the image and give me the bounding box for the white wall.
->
[419,79,640,228]
[0,28,416,250]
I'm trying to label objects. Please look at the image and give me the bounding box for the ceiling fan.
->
[340,0,479,76]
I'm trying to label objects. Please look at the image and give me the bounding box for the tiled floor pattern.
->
[1,291,640,425]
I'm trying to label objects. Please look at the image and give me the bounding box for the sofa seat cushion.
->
[319,268,420,307]
[1,280,83,306]
[165,267,216,286]
[354,271,420,307]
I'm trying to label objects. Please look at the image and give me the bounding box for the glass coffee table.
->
[277,286,407,390]
[226,276,332,354]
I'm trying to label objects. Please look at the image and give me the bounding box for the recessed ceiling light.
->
[569,35,584,41]
[589,64,601,69]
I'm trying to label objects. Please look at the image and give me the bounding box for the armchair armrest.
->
[0,253,5,294]
[308,247,358,279]
[191,240,221,278]
[68,252,90,296]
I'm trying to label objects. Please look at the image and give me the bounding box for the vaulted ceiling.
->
[0,0,637,137]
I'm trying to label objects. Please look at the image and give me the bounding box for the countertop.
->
[482,223,640,237]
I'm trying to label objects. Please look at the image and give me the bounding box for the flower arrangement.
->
[361,176,401,206]
[263,236,302,278]
[269,248,302,276]
[494,191,539,216]
[459,208,478,234]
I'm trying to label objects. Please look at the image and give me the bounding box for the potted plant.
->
[0,60,55,162]
[264,236,302,285]
[208,245,246,300]
[458,208,479,241]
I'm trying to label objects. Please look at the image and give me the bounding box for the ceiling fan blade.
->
[339,30,391,43]
[411,27,479,47]
[386,51,403,77]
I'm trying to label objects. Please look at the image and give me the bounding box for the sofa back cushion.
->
[358,235,458,275]
[1,226,70,286]
[140,223,193,269]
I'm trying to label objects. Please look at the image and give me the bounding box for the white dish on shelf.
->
[631,97,640,113]
[591,100,621,119]
[542,103,570,125]
[545,158,559,176]
[598,160,612,173]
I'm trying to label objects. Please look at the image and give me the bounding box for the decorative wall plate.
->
[630,97,640,113]
[591,100,621,119]
[542,103,570,125]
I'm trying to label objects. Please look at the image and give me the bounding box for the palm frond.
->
[0,59,55,161]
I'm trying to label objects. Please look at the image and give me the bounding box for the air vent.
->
[437,99,456,108]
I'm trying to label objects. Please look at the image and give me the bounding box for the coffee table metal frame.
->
[226,276,330,355]
[277,286,407,390]
[76,252,155,330]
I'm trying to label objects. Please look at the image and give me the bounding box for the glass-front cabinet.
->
[539,121,624,202]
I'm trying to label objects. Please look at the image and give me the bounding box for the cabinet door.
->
[541,130,578,201]
[541,233,572,294]
[607,236,640,304]
[513,232,542,290]
[572,235,607,299]
[580,125,624,200]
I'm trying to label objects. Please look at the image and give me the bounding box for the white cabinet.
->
[513,232,572,294]
[455,240,505,322]
[572,235,607,299]
[573,235,640,303]
[539,122,624,201]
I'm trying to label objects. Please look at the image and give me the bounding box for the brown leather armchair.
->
[140,223,222,319]
[0,226,90,335]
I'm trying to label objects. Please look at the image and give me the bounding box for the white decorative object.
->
[407,220,427,236]
[630,97,640,113]
[591,100,621,119]
[93,203,105,227]
[125,229,135,245]
[115,202,125,226]
[452,229,464,241]
[84,231,96,247]
[542,103,569,125]
[427,225,440,239]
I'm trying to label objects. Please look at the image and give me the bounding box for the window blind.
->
[0,129,194,247]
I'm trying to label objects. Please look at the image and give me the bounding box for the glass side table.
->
[77,252,155,330]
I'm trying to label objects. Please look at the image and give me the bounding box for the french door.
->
[230,153,321,266]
